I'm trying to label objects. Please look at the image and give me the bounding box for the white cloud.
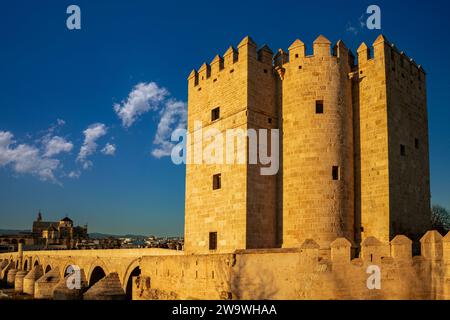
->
[42,118,66,139]
[77,123,108,169]
[43,136,73,157]
[82,161,92,170]
[101,143,116,156]
[359,14,366,28]
[114,82,168,128]
[346,14,367,36]
[151,99,187,158]
[115,81,187,159]
[346,23,358,35]
[0,131,61,183]
[67,170,81,179]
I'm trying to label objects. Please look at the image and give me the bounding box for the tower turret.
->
[281,35,355,249]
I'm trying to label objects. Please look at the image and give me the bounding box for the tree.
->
[431,205,450,235]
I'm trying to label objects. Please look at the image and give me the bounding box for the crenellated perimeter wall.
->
[133,231,450,300]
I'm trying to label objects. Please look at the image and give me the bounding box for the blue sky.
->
[0,0,449,236]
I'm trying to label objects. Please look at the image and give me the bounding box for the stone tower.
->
[184,34,431,253]
[355,35,430,244]
[278,35,355,249]
[184,36,279,254]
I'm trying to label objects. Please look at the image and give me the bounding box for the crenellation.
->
[188,69,198,87]
[443,232,450,262]
[288,39,305,60]
[333,40,347,57]
[356,42,370,64]
[223,46,238,67]
[330,238,352,263]
[360,236,390,264]
[198,62,211,81]
[390,235,413,261]
[257,45,273,65]
[237,35,257,58]
[312,35,332,57]
[421,231,443,261]
[210,54,224,74]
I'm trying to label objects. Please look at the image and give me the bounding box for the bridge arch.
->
[87,259,109,287]
[62,261,78,277]
[123,259,141,299]
[89,266,106,287]
[33,257,40,268]
[45,264,52,274]
[23,258,28,271]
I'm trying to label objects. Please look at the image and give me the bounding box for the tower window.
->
[332,166,340,180]
[295,54,299,59]
[268,117,272,124]
[415,138,419,149]
[211,107,220,121]
[400,144,406,156]
[209,232,217,250]
[315,101,324,114]
[213,174,221,190]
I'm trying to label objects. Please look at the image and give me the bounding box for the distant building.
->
[31,211,88,248]
[0,211,88,250]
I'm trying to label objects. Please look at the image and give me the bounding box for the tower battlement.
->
[188,36,275,89]
[357,35,426,73]
[275,35,354,70]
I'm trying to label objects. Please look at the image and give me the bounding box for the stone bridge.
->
[0,247,182,299]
